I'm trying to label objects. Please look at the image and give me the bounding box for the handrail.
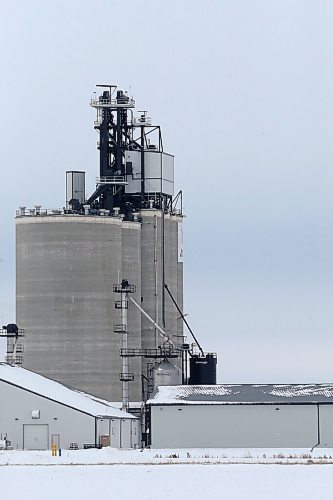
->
[90,97,135,108]
[96,176,127,185]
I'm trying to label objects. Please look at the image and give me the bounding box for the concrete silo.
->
[16,85,184,403]
[16,216,142,402]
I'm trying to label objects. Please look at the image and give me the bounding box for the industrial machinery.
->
[0,324,25,365]
[86,85,174,214]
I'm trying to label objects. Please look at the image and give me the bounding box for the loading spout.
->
[128,296,174,347]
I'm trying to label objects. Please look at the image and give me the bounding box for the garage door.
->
[23,424,49,450]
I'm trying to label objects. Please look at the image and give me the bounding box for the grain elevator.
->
[16,85,184,403]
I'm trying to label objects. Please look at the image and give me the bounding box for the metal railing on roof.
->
[96,176,128,185]
[90,97,135,109]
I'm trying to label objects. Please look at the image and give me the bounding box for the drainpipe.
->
[95,418,98,448]
[311,404,321,452]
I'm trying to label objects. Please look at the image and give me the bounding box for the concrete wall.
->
[17,211,183,402]
[150,404,319,448]
[16,216,142,402]
[140,211,183,380]
[121,222,142,400]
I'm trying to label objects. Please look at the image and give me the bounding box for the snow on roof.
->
[0,363,136,419]
[147,384,333,405]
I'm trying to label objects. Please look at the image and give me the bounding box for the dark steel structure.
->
[0,324,25,365]
[86,85,172,215]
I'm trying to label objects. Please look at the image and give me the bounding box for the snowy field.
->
[2,449,333,499]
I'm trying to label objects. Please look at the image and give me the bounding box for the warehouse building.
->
[0,363,140,450]
[148,384,333,448]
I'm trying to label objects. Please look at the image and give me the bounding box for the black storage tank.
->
[189,353,217,385]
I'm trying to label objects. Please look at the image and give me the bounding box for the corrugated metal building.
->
[148,384,333,448]
[0,363,140,450]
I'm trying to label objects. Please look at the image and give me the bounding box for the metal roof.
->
[147,384,333,405]
[0,363,136,419]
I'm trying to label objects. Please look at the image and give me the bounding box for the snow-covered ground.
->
[2,449,333,499]
[1,447,333,465]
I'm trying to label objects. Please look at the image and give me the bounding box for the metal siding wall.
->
[0,381,95,449]
[96,418,110,446]
[151,404,319,448]
[23,424,49,450]
[110,419,121,447]
[120,419,132,448]
[318,405,333,447]
[131,419,141,448]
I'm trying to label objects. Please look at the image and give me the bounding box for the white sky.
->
[1,0,333,382]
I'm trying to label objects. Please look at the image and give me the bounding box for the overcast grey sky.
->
[1,0,333,382]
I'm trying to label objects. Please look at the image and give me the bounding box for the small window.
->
[31,410,40,419]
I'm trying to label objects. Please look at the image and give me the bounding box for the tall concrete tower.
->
[16,85,184,402]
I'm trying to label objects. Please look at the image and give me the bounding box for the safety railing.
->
[90,97,135,108]
[96,176,127,185]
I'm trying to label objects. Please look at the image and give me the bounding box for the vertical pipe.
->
[154,215,159,349]
[141,126,145,202]
[311,404,321,452]
[100,110,109,177]
[161,196,166,328]
[116,108,122,174]
[317,404,321,448]
[121,289,129,412]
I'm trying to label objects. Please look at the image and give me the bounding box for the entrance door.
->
[51,434,60,448]
[23,424,49,450]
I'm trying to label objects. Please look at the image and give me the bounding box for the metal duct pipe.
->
[128,296,174,347]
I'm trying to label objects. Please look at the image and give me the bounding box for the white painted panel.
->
[125,151,173,195]
[162,179,174,196]
[111,419,121,448]
[145,178,162,194]
[145,152,162,178]
[318,405,333,447]
[151,404,318,448]
[0,381,95,450]
[66,171,85,207]
[131,420,140,449]
[125,151,141,194]
[162,154,174,183]
[66,172,73,209]
[120,419,132,448]
[23,424,49,450]
[72,172,85,203]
